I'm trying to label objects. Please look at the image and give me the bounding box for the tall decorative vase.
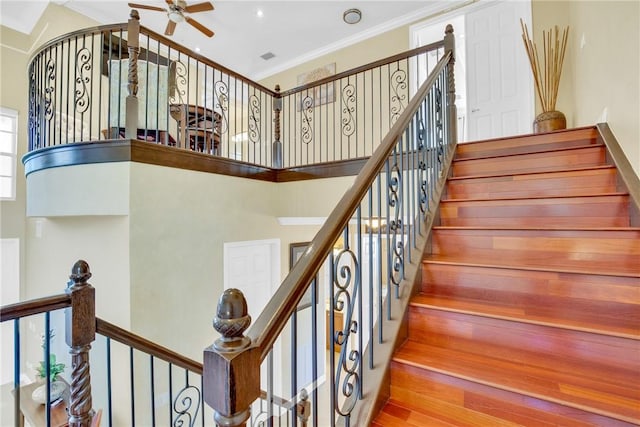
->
[533,110,566,133]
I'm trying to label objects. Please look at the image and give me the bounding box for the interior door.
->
[466,1,534,140]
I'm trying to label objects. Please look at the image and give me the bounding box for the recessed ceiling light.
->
[343,8,361,25]
[195,47,201,52]
[256,9,264,18]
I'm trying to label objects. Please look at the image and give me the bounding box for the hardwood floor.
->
[373,127,640,426]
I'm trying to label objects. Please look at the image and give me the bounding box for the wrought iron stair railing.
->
[203,26,458,427]
[1,261,309,427]
[26,9,445,172]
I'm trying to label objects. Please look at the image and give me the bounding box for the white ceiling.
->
[0,0,458,80]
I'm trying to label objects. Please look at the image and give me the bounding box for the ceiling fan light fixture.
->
[343,8,361,25]
[168,10,185,23]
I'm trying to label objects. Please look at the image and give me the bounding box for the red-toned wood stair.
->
[373,127,640,426]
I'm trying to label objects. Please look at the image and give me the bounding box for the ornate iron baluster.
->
[301,94,314,145]
[341,83,356,138]
[173,382,201,427]
[74,47,91,114]
[169,60,187,104]
[214,80,229,135]
[332,230,361,425]
[44,57,56,122]
[388,153,403,289]
[248,94,261,144]
[389,68,407,125]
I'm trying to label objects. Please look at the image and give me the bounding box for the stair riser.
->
[407,307,640,372]
[389,362,636,427]
[455,128,600,160]
[452,146,606,177]
[445,168,619,200]
[440,195,630,228]
[430,229,640,271]
[421,263,640,306]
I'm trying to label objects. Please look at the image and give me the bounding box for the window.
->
[0,107,18,200]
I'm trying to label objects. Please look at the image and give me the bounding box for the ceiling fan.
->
[128,0,215,38]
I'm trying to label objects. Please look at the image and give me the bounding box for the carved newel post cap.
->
[69,260,92,286]
[445,24,454,34]
[213,288,251,352]
[130,9,140,20]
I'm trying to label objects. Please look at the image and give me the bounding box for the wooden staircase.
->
[373,127,640,426]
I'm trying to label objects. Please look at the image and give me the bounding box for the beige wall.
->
[0,4,101,302]
[568,1,639,173]
[260,25,411,92]
[532,0,639,173]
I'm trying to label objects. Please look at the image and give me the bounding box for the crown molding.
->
[252,0,468,81]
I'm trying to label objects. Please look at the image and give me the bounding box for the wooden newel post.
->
[65,260,96,427]
[204,288,260,427]
[272,85,283,168]
[125,9,140,139]
[444,24,457,145]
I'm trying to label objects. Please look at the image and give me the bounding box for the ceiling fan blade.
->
[185,16,214,38]
[128,3,166,12]
[184,2,214,13]
[165,20,177,36]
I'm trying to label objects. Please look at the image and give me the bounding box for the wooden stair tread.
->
[451,145,607,178]
[453,142,603,163]
[423,253,640,277]
[447,164,616,182]
[393,340,640,423]
[441,192,629,203]
[455,127,599,160]
[445,167,620,200]
[380,364,638,427]
[411,293,640,339]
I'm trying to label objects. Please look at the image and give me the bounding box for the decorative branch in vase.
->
[520,19,570,133]
[31,330,67,404]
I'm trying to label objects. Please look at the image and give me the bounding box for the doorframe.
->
[409,0,534,142]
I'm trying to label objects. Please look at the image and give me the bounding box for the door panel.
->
[467,1,533,141]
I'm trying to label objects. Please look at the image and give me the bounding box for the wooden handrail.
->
[0,294,71,322]
[95,317,203,374]
[28,23,128,63]
[248,51,453,359]
[597,123,640,212]
[138,25,276,95]
[280,40,445,97]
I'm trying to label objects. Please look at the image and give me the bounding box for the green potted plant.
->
[31,330,66,404]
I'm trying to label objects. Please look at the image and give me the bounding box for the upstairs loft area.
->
[24,9,448,181]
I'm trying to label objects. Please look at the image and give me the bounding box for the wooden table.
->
[13,380,69,427]
[170,103,221,154]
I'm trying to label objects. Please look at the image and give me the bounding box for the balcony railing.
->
[27,9,444,171]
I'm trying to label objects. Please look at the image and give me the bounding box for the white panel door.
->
[466,1,534,141]
[224,239,279,317]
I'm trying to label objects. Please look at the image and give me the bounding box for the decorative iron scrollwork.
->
[169,61,187,104]
[388,162,404,287]
[341,83,356,138]
[248,94,261,144]
[75,47,92,114]
[332,237,361,418]
[417,111,429,216]
[214,80,229,135]
[44,57,56,121]
[390,69,407,125]
[28,63,38,149]
[173,385,200,427]
[301,94,314,145]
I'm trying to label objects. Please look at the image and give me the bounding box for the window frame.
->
[0,107,18,201]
